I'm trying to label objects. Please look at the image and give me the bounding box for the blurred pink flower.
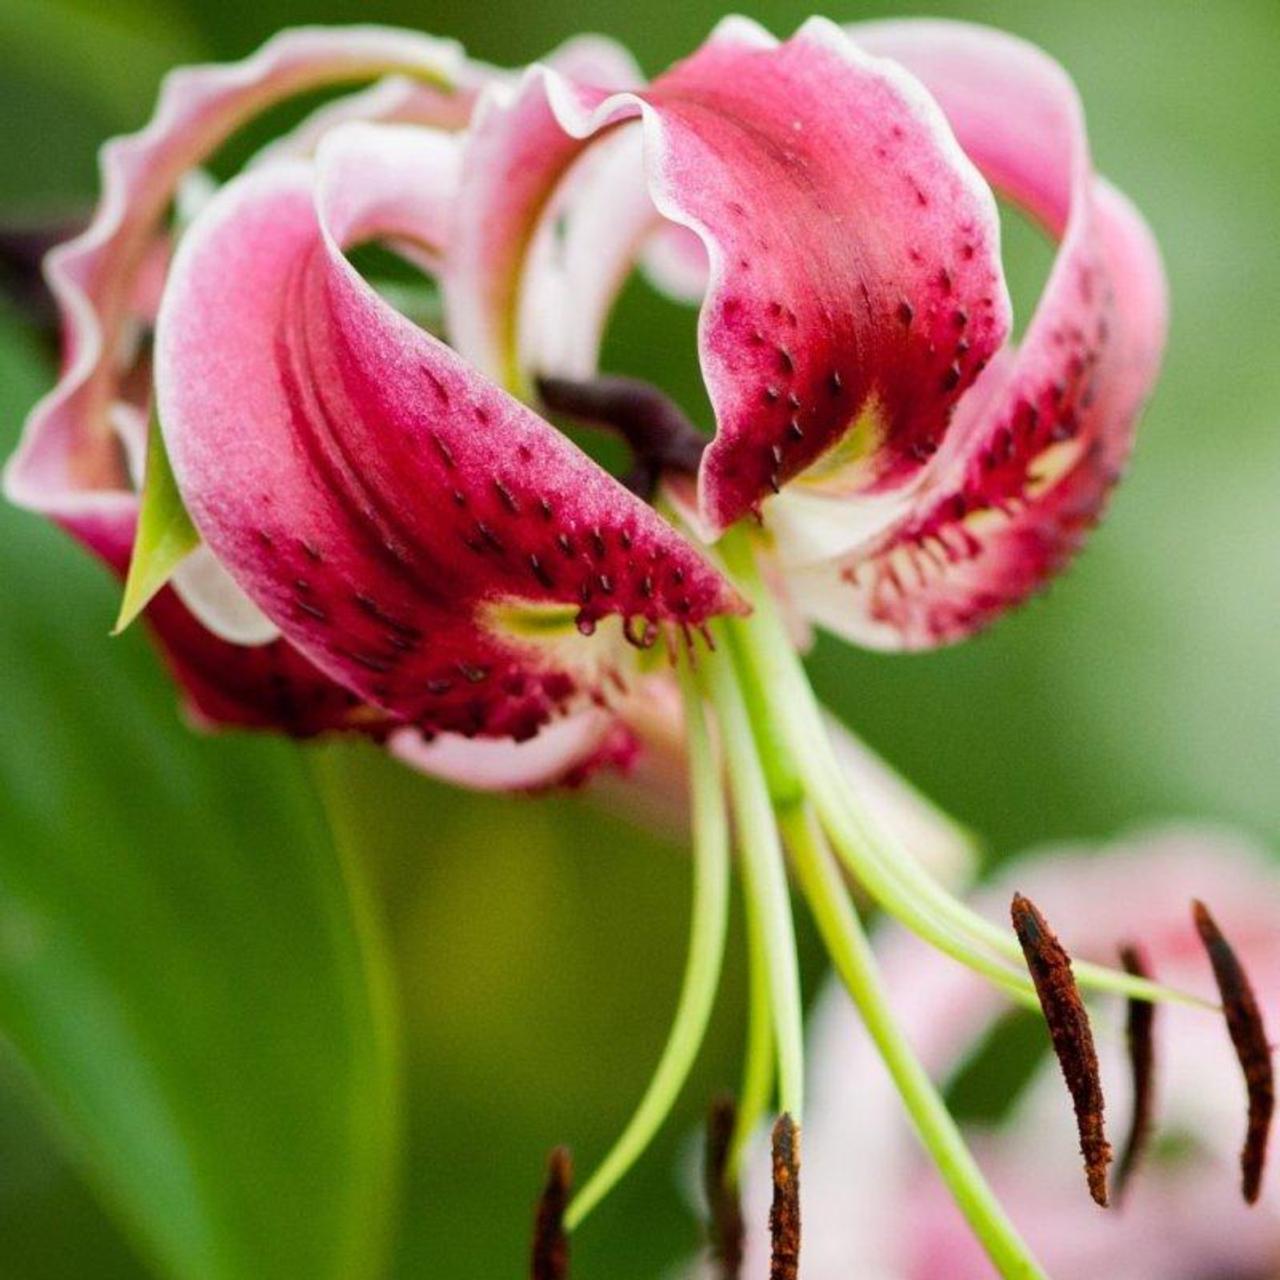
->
[721,826,1280,1280]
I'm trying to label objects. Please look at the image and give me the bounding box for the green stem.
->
[719,526,1210,1013]
[781,804,1047,1280]
[565,649,731,1231]
[702,635,807,1121]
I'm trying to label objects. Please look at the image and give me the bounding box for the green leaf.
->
[113,414,199,635]
[0,306,402,1280]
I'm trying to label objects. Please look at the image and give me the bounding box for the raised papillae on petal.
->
[156,125,738,741]
[448,16,1010,534]
[788,21,1168,648]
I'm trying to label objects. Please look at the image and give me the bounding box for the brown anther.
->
[1010,893,1111,1206]
[704,1097,744,1277]
[531,1146,572,1280]
[1192,899,1275,1204]
[1115,943,1157,1201]
[769,1114,800,1280]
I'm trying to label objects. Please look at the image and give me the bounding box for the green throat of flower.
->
[525,521,1271,1280]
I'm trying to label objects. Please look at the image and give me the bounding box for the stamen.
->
[702,635,806,1119]
[780,802,1047,1278]
[1192,899,1275,1204]
[769,1114,801,1280]
[531,1146,572,1280]
[717,524,1213,1016]
[1010,893,1111,1206]
[563,651,730,1230]
[537,374,708,500]
[1115,943,1157,1201]
[704,1097,745,1278]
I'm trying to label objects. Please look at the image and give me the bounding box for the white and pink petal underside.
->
[449,16,1010,535]
[784,20,1168,649]
[389,706,636,792]
[156,121,739,742]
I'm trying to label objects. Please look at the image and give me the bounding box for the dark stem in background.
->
[0,215,86,352]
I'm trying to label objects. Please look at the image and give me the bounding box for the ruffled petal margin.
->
[785,20,1168,649]
[3,26,469,559]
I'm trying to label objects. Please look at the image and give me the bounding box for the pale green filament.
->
[728,886,776,1180]
[780,803,1048,1280]
[702,636,807,1121]
[718,525,1212,1013]
[565,650,731,1231]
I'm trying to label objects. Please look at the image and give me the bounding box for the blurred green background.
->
[0,0,1276,1276]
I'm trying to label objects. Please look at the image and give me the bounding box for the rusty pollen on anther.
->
[1192,899,1275,1205]
[1114,942,1157,1201]
[769,1114,801,1280]
[704,1096,745,1278]
[1011,892,1111,1206]
[531,1146,572,1280]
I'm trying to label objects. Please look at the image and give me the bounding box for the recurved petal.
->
[248,32,636,170]
[389,708,636,791]
[3,25,467,562]
[448,17,1009,533]
[787,21,1168,649]
[156,122,738,742]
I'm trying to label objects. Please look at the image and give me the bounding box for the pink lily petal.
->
[77,508,386,737]
[449,16,1009,532]
[3,25,468,565]
[787,21,1168,649]
[389,707,636,792]
[251,32,638,170]
[250,76,477,168]
[156,122,738,741]
[638,222,709,305]
[150,583,389,738]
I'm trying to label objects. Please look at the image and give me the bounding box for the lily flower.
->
[6,17,1204,1278]
[715,827,1280,1280]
